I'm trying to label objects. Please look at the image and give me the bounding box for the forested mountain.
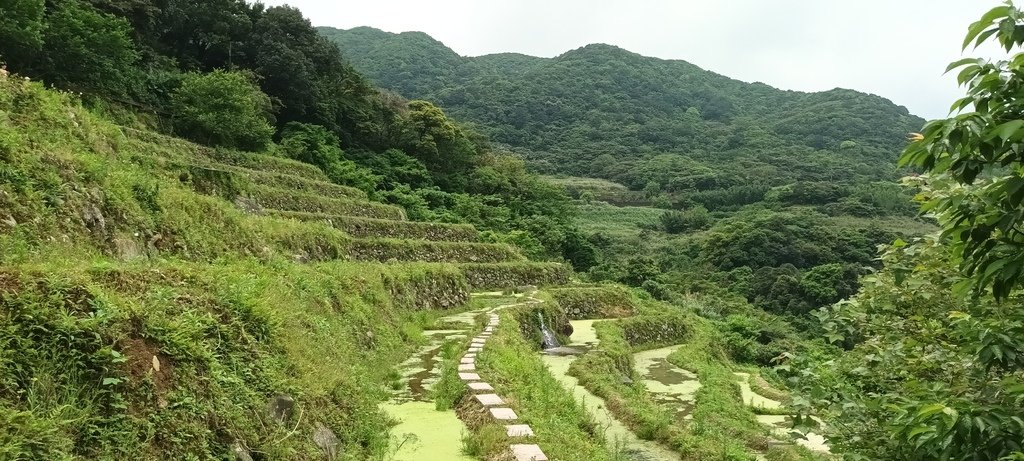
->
[321,24,932,330]
[321,26,925,192]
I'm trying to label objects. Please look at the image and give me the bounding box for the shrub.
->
[171,70,274,151]
[278,122,379,193]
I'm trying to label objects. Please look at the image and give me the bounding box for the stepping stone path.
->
[457,292,549,461]
[511,444,549,461]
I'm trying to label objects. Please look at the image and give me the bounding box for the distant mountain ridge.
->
[319,26,924,191]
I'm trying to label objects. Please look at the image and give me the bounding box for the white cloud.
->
[263,0,1006,119]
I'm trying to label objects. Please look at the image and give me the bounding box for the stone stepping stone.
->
[464,353,476,359]
[468,382,493,391]
[505,425,534,437]
[474,393,504,406]
[510,444,548,461]
[458,363,476,371]
[484,327,494,332]
[468,346,483,352]
[459,372,481,381]
[472,338,487,343]
[489,407,518,420]
[460,357,475,364]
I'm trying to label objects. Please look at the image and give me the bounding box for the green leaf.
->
[917,403,948,419]
[946,58,982,73]
[102,377,122,386]
[964,6,1011,49]
[908,426,935,438]
[988,120,1024,140]
[957,65,982,86]
[974,27,1001,49]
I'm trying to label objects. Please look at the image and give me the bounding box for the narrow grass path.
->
[667,319,823,460]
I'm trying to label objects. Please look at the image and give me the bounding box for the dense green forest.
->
[0,0,594,267]
[322,26,923,194]
[322,24,934,329]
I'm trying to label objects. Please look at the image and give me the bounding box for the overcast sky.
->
[263,0,1005,120]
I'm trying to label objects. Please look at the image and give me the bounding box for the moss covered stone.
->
[248,186,406,220]
[272,211,480,242]
[347,239,523,264]
[459,263,571,290]
[548,286,635,319]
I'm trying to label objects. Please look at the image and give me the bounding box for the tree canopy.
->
[790,4,1024,459]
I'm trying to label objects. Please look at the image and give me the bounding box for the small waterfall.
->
[537,312,560,349]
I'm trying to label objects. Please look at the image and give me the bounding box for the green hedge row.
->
[548,286,636,319]
[272,211,479,242]
[207,150,329,182]
[180,163,364,200]
[248,186,406,220]
[458,262,571,290]
[347,239,523,264]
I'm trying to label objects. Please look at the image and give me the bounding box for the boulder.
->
[232,442,253,461]
[313,423,339,460]
[267,394,295,424]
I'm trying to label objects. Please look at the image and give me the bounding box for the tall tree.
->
[170,70,274,150]
[0,0,45,70]
[40,0,140,96]
[902,3,1024,300]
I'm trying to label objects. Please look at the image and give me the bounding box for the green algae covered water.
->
[542,320,681,460]
[633,346,700,421]
[381,304,498,461]
[732,372,831,454]
[381,402,474,461]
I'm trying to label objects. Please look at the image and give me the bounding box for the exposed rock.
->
[619,375,634,385]
[232,442,253,461]
[81,202,106,235]
[113,236,144,260]
[0,214,16,229]
[514,285,537,293]
[234,196,263,215]
[313,423,339,460]
[267,394,295,424]
[146,233,163,252]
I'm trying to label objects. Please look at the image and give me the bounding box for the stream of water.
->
[541,320,682,461]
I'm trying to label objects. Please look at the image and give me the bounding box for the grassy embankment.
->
[562,291,822,461]
[0,73,566,459]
